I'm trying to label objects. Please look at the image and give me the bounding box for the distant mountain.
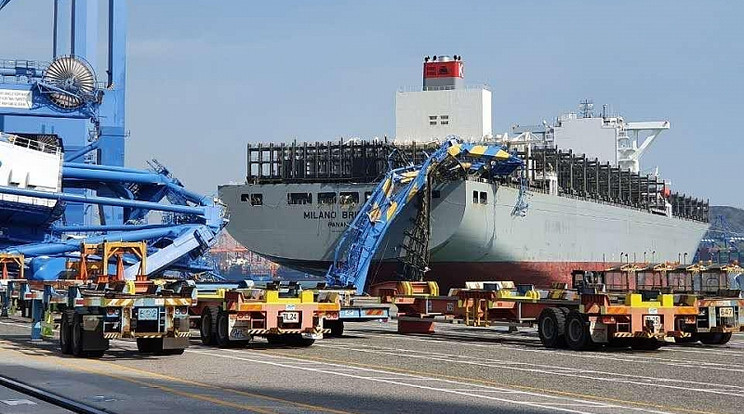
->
[709,206,744,234]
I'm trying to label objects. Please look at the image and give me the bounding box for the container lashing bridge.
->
[325,138,523,294]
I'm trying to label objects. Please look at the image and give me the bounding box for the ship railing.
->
[476,176,707,223]
[0,59,49,71]
[0,59,49,84]
[0,193,58,208]
[1,133,61,155]
[396,84,492,93]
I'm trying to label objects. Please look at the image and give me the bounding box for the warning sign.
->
[0,89,32,109]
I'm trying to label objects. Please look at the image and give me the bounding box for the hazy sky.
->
[1,1,743,207]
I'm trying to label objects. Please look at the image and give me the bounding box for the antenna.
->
[579,99,594,119]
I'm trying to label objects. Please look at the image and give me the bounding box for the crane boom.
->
[325,137,523,293]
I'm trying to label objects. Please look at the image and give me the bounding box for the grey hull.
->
[218,179,708,287]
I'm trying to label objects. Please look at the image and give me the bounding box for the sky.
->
[1,1,743,207]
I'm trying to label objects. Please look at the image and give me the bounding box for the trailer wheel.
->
[538,308,567,348]
[200,307,218,345]
[137,338,158,353]
[86,350,106,358]
[326,320,344,338]
[699,332,732,345]
[71,314,85,357]
[674,335,698,344]
[215,310,231,347]
[59,312,72,355]
[565,311,596,351]
[286,334,315,347]
[265,334,285,345]
[630,339,662,351]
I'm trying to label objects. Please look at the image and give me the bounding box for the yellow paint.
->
[624,293,674,308]
[386,201,398,221]
[265,290,279,302]
[382,177,392,197]
[468,145,487,156]
[301,290,315,302]
[406,185,418,202]
[368,203,381,222]
[426,281,439,297]
[495,149,511,160]
[447,145,461,157]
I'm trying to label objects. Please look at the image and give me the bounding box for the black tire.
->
[71,314,85,357]
[538,308,567,348]
[86,350,105,358]
[59,312,72,355]
[607,338,632,348]
[200,307,218,345]
[137,338,158,353]
[718,332,733,344]
[286,334,315,347]
[564,311,596,351]
[215,310,231,348]
[630,339,663,351]
[326,320,344,338]
[699,332,733,345]
[675,335,699,344]
[164,348,186,355]
[266,334,285,345]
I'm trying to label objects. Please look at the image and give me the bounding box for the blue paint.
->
[0,1,226,280]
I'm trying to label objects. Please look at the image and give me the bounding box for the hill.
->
[710,206,744,234]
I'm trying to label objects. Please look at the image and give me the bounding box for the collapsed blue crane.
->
[0,1,227,280]
[325,138,523,293]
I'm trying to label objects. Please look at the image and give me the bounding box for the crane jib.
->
[325,137,523,293]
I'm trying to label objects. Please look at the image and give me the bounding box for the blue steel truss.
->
[325,137,523,293]
[0,1,227,280]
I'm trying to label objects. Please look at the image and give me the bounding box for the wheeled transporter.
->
[58,281,195,357]
[193,281,338,347]
[52,242,196,357]
[641,262,744,344]
[454,272,698,350]
[314,285,390,337]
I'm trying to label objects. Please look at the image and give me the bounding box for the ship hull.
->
[219,179,708,290]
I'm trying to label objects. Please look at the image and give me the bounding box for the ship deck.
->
[1,317,742,414]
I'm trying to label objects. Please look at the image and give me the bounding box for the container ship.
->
[219,55,709,291]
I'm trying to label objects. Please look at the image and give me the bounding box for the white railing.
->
[0,133,61,155]
[0,193,57,208]
[397,84,492,93]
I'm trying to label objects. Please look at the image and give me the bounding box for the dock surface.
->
[0,318,741,414]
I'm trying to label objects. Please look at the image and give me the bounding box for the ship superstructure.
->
[220,56,709,290]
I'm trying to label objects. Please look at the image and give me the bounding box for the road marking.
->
[329,340,744,388]
[257,350,718,414]
[0,347,276,414]
[1,399,36,406]
[347,325,744,372]
[317,342,744,396]
[186,348,622,414]
[0,340,352,414]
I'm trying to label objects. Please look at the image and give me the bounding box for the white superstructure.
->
[395,86,492,143]
[548,102,670,173]
[395,55,492,143]
[0,133,62,208]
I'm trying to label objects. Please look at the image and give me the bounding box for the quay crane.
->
[0,0,226,280]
